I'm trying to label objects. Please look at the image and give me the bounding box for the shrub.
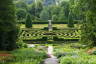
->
[16,39,28,48]
[1,48,47,64]
[12,48,47,63]
[42,27,58,30]
[25,14,32,28]
[60,54,96,64]
[42,37,47,41]
[92,51,96,55]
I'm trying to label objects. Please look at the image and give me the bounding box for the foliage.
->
[92,50,96,55]
[40,8,50,21]
[16,9,27,20]
[0,48,47,64]
[15,1,28,10]
[53,44,96,64]
[80,0,96,46]
[52,15,58,22]
[68,12,74,27]
[16,39,28,48]
[60,1,69,20]
[43,27,58,30]
[28,1,43,19]
[0,0,18,50]
[19,28,80,41]
[58,8,66,22]
[15,0,85,26]
[25,14,32,28]
[60,54,96,64]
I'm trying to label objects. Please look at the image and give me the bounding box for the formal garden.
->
[0,0,96,64]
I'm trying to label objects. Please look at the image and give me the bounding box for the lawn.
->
[19,24,81,29]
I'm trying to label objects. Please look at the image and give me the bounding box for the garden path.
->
[43,45,59,64]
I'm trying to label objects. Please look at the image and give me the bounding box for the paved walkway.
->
[43,45,59,64]
[44,58,59,64]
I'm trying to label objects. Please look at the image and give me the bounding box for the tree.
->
[52,15,58,22]
[16,9,27,20]
[25,14,32,28]
[58,8,66,22]
[80,0,96,46]
[28,0,43,19]
[60,1,69,20]
[51,6,60,16]
[35,0,43,18]
[68,12,74,27]
[40,8,50,21]
[28,3,36,20]
[0,0,18,50]
[15,1,28,10]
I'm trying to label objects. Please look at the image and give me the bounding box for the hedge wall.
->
[17,20,80,24]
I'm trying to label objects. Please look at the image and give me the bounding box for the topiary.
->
[25,14,32,28]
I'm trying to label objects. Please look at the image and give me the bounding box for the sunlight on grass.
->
[19,24,80,29]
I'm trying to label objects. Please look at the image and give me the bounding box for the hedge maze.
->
[19,29,81,42]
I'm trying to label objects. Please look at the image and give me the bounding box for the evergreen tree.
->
[25,14,32,28]
[0,0,18,50]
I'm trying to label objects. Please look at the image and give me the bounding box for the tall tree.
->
[81,0,96,46]
[60,1,69,20]
[68,12,74,27]
[58,8,66,22]
[0,0,17,50]
[40,8,50,21]
[35,0,43,18]
[28,0,43,19]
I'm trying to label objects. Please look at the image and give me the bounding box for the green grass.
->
[20,24,68,29]
[19,24,81,29]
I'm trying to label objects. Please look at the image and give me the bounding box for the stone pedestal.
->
[48,20,53,31]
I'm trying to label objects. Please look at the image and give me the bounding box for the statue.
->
[48,20,53,31]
